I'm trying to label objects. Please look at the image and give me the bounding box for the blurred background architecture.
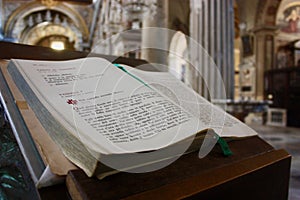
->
[2,0,300,127]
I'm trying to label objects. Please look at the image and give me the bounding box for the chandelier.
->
[122,0,157,21]
[93,0,157,55]
[100,0,157,35]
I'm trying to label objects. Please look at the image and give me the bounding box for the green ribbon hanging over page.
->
[217,137,233,157]
[113,63,150,88]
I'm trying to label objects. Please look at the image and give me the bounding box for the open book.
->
[7,57,257,180]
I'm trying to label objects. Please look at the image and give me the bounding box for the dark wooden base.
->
[66,137,291,200]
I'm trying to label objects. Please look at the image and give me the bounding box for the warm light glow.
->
[50,41,65,50]
[268,94,273,99]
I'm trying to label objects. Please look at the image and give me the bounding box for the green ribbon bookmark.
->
[217,137,233,157]
[113,63,150,88]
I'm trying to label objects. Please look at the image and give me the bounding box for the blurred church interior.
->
[2,0,300,127]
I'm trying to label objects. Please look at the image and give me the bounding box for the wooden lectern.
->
[0,42,291,200]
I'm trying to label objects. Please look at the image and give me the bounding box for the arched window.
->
[168,31,189,84]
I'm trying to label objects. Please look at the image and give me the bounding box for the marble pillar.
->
[253,26,277,100]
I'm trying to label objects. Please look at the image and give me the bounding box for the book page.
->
[120,65,257,137]
[10,58,206,154]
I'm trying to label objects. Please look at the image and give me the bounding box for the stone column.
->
[190,0,234,100]
[141,0,169,70]
[253,26,277,100]
[0,0,2,33]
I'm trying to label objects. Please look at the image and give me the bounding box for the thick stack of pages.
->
[2,57,257,186]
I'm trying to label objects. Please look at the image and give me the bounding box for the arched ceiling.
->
[236,0,282,30]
